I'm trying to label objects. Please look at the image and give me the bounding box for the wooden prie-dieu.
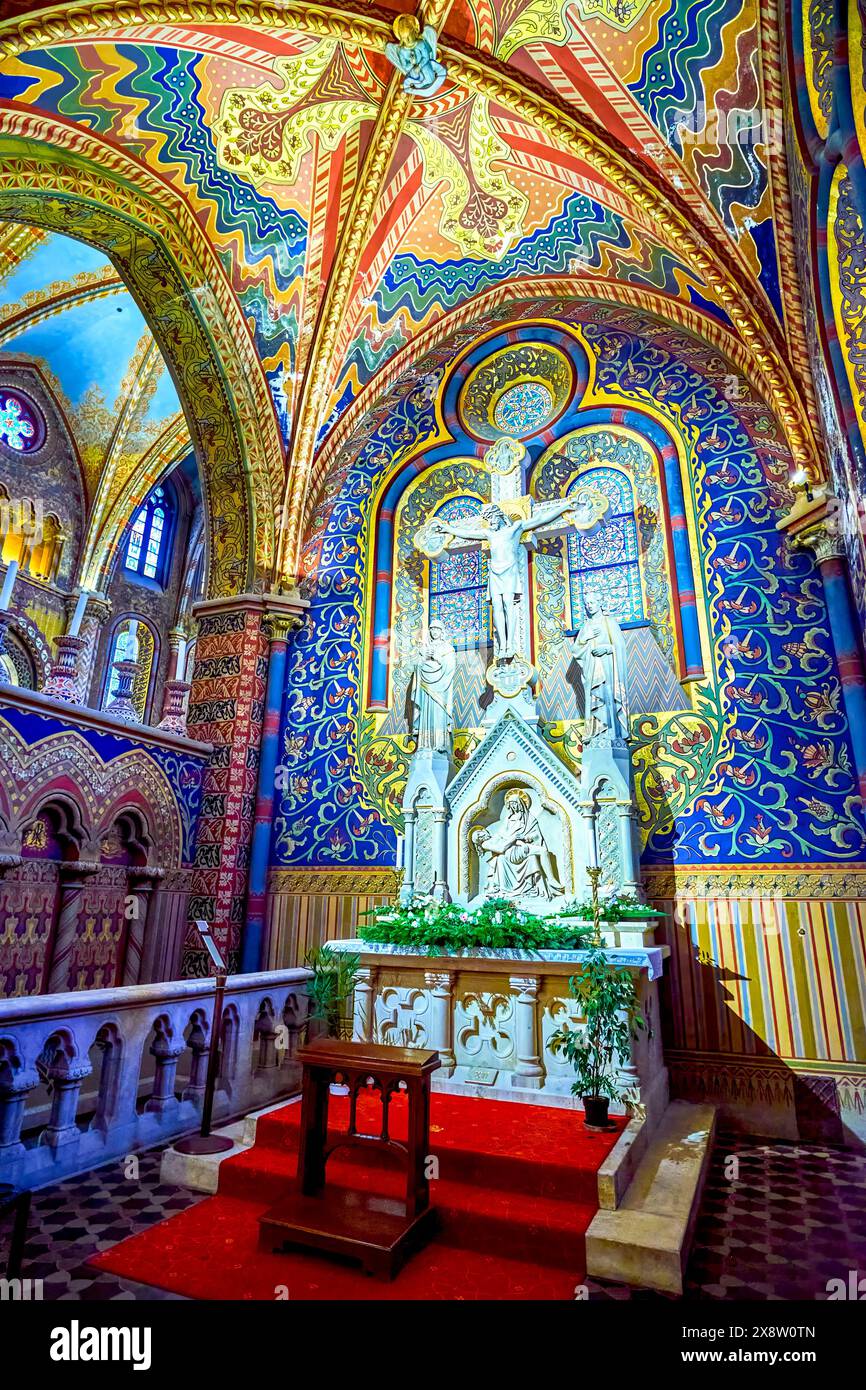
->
[258,1037,441,1278]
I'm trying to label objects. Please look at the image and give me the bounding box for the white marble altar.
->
[331,935,669,1115]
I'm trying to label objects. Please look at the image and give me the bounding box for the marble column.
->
[46,860,99,995]
[425,970,455,1075]
[796,518,866,799]
[181,1015,210,1104]
[401,809,417,901]
[353,966,376,1042]
[121,866,164,986]
[431,809,450,902]
[581,804,598,870]
[510,974,544,1088]
[617,803,640,896]
[242,605,305,973]
[155,627,191,734]
[0,1059,38,1157]
[144,1018,185,1115]
[41,1054,93,1148]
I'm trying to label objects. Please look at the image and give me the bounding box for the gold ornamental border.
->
[269,867,401,896]
[643,865,866,900]
[310,277,787,512]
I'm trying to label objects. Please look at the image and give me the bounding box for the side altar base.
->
[330,931,670,1121]
[331,931,717,1295]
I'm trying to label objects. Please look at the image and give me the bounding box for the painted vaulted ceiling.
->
[0,0,813,578]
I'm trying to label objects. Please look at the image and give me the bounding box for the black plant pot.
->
[582,1094,611,1130]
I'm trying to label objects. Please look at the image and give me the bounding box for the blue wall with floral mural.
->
[272,306,866,870]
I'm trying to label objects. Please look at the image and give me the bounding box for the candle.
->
[0,559,19,611]
[174,633,186,678]
[67,590,89,637]
[125,619,139,662]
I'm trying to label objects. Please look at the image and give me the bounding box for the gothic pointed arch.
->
[0,111,283,597]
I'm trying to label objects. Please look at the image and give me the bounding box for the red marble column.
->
[182,599,269,975]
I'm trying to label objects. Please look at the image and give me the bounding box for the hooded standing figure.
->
[573,594,630,743]
[409,622,456,753]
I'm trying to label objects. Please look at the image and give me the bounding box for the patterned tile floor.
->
[588,1132,866,1302]
[4,1132,866,1301]
[3,1149,202,1300]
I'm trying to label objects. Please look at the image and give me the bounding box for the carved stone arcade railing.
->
[0,967,312,1189]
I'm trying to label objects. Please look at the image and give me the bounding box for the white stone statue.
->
[409,621,456,753]
[472,789,564,901]
[573,592,630,744]
[385,15,447,98]
[430,498,577,664]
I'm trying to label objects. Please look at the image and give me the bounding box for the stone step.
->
[584,1100,716,1295]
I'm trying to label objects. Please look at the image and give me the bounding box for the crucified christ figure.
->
[431,498,577,664]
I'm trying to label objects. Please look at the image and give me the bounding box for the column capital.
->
[262,609,305,644]
[424,970,454,990]
[129,865,165,888]
[792,516,846,565]
[84,593,112,625]
[509,974,540,997]
[192,589,308,626]
[59,859,100,881]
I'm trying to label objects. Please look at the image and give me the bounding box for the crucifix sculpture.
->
[414,435,608,711]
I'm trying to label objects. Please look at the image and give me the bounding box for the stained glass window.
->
[567,466,644,627]
[124,484,174,585]
[429,496,490,646]
[0,394,41,452]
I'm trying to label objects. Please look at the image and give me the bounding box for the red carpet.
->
[91,1092,625,1300]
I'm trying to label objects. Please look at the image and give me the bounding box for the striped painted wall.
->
[657,897,866,1065]
[266,871,866,1139]
[264,884,391,973]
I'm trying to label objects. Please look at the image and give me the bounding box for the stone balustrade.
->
[0,967,311,1189]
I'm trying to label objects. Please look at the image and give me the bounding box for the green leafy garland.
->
[548,893,663,923]
[361,897,594,954]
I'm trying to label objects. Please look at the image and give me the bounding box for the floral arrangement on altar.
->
[359,891,658,955]
[360,897,591,953]
[548,893,664,924]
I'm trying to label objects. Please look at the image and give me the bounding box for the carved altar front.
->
[331,935,669,1115]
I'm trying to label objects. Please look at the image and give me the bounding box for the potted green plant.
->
[549,940,647,1130]
[303,944,361,1039]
